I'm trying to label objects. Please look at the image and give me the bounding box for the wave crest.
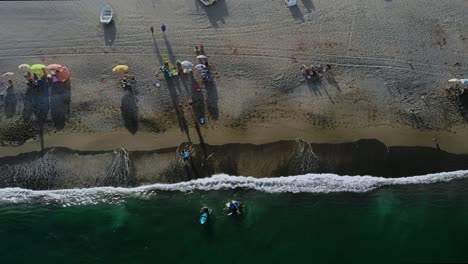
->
[0,170,467,206]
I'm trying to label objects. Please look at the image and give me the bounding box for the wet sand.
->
[1,0,468,159]
[2,139,468,190]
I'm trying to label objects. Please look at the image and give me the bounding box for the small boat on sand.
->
[100,4,113,24]
[199,0,217,6]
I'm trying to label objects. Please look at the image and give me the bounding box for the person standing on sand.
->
[199,44,205,55]
[150,26,154,34]
[433,138,441,151]
[161,24,166,34]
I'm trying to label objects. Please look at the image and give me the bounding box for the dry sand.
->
[1,0,468,157]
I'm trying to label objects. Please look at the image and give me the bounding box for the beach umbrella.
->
[1,72,14,77]
[30,64,46,71]
[181,61,194,68]
[30,64,47,77]
[448,79,459,83]
[196,55,207,59]
[112,65,129,73]
[18,64,30,71]
[460,79,468,84]
[56,66,70,82]
[47,64,62,70]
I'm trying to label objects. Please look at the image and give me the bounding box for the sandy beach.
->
[1,0,468,156]
[3,1,468,261]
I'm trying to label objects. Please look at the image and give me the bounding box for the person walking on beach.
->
[161,24,166,34]
[150,26,154,35]
[199,44,205,55]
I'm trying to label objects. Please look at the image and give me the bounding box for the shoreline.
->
[1,122,468,158]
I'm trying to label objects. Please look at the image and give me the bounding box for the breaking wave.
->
[0,170,467,206]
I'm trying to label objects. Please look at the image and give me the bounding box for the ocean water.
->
[1,173,468,263]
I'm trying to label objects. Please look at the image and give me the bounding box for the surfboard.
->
[200,212,209,224]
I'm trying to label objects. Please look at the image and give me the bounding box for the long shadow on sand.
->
[301,0,315,12]
[307,78,334,104]
[4,84,17,118]
[326,73,342,93]
[453,94,468,123]
[121,87,139,134]
[32,79,50,123]
[50,80,71,130]
[183,74,209,157]
[22,84,34,122]
[165,78,191,142]
[151,33,163,64]
[163,34,177,63]
[194,0,229,28]
[205,81,219,120]
[103,22,116,47]
[184,74,206,122]
[289,5,305,22]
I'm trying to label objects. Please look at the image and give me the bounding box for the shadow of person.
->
[22,83,34,122]
[289,5,305,22]
[326,74,342,93]
[50,79,72,130]
[103,22,116,47]
[301,0,315,12]
[32,78,50,124]
[205,81,219,120]
[4,84,17,118]
[165,78,191,141]
[306,78,321,96]
[185,75,206,122]
[163,34,177,64]
[307,78,335,104]
[454,93,468,123]
[194,0,229,28]
[151,33,163,64]
[121,89,139,134]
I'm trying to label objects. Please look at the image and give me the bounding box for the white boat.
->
[199,0,217,6]
[100,4,113,24]
[286,0,297,7]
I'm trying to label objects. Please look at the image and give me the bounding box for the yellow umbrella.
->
[112,65,129,73]
[30,64,47,77]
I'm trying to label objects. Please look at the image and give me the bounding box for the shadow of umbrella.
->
[103,22,116,46]
[206,81,219,120]
[50,79,72,130]
[121,90,139,134]
[4,84,17,118]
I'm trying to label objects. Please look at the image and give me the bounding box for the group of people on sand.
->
[446,82,468,96]
[300,63,331,80]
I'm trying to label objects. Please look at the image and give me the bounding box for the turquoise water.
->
[1,179,468,263]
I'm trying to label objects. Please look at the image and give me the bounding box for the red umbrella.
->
[56,66,70,82]
[47,64,62,70]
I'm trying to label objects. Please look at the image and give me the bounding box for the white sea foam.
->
[0,170,467,206]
